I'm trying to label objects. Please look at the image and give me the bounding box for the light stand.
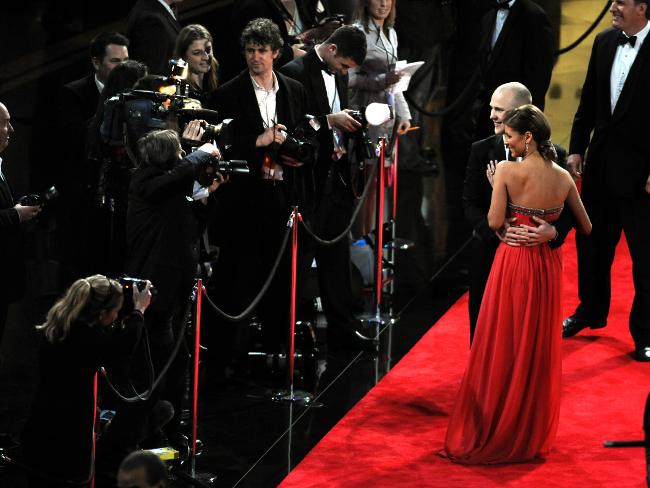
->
[272,207,315,406]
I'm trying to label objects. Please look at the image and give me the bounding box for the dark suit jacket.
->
[463,134,572,246]
[280,48,351,201]
[570,27,650,198]
[126,0,181,75]
[62,74,100,128]
[125,150,211,311]
[480,0,554,109]
[0,173,26,303]
[59,74,100,196]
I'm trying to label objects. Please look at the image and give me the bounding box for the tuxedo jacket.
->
[59,74,100,197]
[570,27,650,198]
[463,134,571,246]
[61,74,99,128]
[280,48,351,200]
[479,0,554,109]
[126,0,182,75]
[0,173,25,302]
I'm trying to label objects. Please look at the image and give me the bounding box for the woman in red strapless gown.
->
[444,105,591,464]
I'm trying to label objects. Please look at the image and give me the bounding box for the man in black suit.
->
[58,32,129,286]
[474,0,554,140]
[0,102,40,352]
[281,25,373,349]
[463,82,572,344]
[562,0,650,362]
[210,18,311,354]
[126,0,182,76]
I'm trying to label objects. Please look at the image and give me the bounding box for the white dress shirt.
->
[491,0,517,49]
[251,73,284,180]
[610,21,650,112]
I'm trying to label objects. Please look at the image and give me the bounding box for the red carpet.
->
[280,233,649,487]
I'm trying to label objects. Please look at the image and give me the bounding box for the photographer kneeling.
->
[100,128,224,461]
[20,274,152,488]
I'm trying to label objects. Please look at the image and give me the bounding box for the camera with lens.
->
[101,59,235,153]
[118,276,157,318]
[18,186,59,207]
[196,155,249,187]
[348,103,394,160]
[269,115,319,165]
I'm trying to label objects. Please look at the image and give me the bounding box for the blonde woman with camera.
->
[21,274,151,487]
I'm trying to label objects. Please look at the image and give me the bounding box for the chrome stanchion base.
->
[357,312,396,329]
[171,466,217,487]
[271,389,321,407]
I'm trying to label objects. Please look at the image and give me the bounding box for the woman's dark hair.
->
[503,104,557,162]
[354,0,398,36]
[240,17,284,51]
[174,24,219,94]
[136,129,181,169]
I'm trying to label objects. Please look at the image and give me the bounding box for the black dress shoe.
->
[562,315,606,338]
[635,346,650,362]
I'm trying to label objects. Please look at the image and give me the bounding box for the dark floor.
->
[0,234,471,487]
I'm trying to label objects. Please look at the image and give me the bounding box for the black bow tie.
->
[318,59,333,75]
[494,1,510,9]
[618,32,637,47]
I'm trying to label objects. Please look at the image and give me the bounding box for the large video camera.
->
[102,59,234,152]
[269,115,320,165]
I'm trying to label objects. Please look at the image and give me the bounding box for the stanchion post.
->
[90,371,98,488]
[374,137,387,318]
[273,208,314,406]
[190,278,203,477]
[287,207,300,396]
[392,135,399,220]
[389,136,399,299]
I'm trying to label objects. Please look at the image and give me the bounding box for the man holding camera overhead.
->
[281,25,377,350]
[101,125,224,455]
[210,17,311,355]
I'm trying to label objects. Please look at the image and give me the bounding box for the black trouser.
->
[467,234,499,345]
[575,189,650,348]
[300,182,357,335]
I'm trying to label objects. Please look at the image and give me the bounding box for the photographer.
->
[209,17,311,356]
[113,128,223,451]
[0,102,41,362]
[281,25,377,350]
[20,274,152,488]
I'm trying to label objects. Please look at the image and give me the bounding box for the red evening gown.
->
[444,202,564,464]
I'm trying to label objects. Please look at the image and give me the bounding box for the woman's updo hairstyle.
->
[38,275,123,343]
[503,104,557,162]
